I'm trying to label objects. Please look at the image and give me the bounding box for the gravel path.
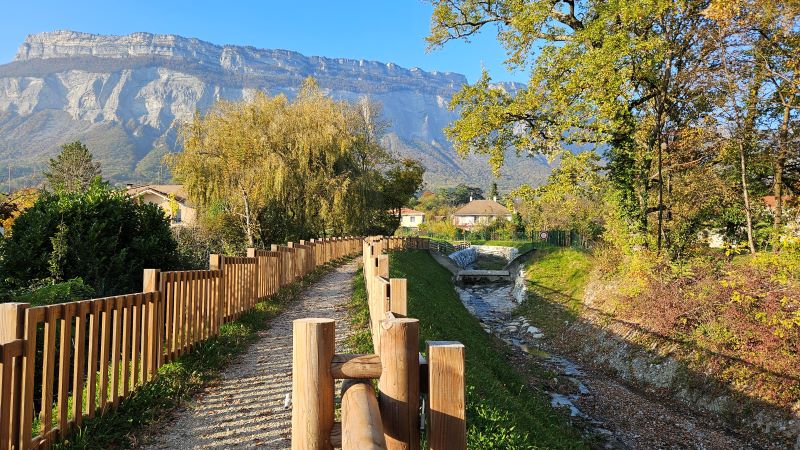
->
[142,259,359,449]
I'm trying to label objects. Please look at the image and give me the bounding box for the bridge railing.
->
[292,236,466,450]
[0,236,363,450]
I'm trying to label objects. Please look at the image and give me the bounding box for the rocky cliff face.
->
[0,31,550,187]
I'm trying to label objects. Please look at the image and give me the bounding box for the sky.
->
[0,0,528,83]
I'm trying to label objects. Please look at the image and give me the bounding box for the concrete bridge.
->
[455,269,512,283]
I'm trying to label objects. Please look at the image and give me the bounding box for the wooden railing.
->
[291,236,465,450]
[0,236,364,450]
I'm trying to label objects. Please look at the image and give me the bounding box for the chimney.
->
[469,195,473,202]
[493,195,497,202]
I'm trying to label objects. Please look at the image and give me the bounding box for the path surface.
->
[142,259,359,449]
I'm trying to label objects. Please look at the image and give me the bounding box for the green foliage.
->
[513,152,605,238]
[427,0,800,257]
[44,141,102,194]
[0,180,180,296]
[171,79,424,245]
[11,278,95,306]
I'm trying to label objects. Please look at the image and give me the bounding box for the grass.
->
[515,246,592,336]
[347,250,586,449]
[55,259,349,449]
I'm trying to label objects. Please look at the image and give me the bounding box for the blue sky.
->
[0,0,527,83]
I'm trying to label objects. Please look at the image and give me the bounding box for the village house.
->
[126,184,197,226]
[398,208,425,228]
[452,197,512,229]
[762,195,800,235]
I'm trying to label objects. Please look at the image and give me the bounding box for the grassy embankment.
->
[54,259,349,449]
[516,244,799,434]
[514,246,592,335]
[347,250,586,449]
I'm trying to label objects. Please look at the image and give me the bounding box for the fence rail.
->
[0,236,364,450]
[291,235,465,450]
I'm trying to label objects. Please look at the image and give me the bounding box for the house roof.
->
[400,208,425,216]
[126,184,193,207]
[453,199,511,216]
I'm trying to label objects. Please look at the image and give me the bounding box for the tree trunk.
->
[738,142,756,254]
[241,188,254,247]
[773,102,790,250]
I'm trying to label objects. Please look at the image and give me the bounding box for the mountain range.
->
[0,30,551,190]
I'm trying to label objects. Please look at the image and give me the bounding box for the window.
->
[409,216,416,223]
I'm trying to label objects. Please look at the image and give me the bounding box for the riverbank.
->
[347,250,586,449]
[519,246,798,448]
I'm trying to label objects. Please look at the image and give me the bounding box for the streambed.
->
[450,249,755,449]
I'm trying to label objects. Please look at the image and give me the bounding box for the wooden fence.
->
[0,236,363,450]
[292,235,465,450]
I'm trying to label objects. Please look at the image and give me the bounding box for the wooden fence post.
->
[426,341,466,450]
[210,254,224,328]
[142,269,160,379]
[378,318,420,450]
[389,279,407,317]
[292,318,335,450]
[0,302,27,450]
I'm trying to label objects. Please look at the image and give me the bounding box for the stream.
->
[450,248,759,449]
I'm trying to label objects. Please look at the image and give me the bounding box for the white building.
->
[399,208,425,228]
[452,199,511,230]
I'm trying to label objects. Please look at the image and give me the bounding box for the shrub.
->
[12,278,95,306]
[0,180,180,296]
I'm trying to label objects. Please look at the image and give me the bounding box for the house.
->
[126,184,197,226]
[452,198,512,229]
[398,208,425,228]
[762,195,799,234]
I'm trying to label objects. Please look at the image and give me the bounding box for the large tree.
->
[171,78,423,245]
[44,141,102,194]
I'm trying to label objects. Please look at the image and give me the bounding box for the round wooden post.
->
[292,318,335,450]
[379,317,420,450]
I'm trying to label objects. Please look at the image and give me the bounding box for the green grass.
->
[55,259,349,449]
[515,246,592,336]
[348,250,586,449]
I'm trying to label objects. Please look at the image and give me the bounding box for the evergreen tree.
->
[44,141,102,194]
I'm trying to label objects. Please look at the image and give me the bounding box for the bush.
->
[12,278,95,306]
[0,180,180,296]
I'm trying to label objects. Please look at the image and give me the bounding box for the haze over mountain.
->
[0,31,550,189]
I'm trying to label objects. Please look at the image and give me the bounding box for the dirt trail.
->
[142,259,358,449]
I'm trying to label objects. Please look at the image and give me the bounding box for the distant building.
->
[398,208,425,228]
[452,198,511,229]
[126,184,197,226]
[762,195,799,234]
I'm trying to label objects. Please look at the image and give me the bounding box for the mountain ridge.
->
[0,30,548,189]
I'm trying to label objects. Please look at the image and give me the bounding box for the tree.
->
[488,182,499,200]
[427,0,799,255]
[44,141,102,194]
[512,151,605,237]
[171,78,424,243]
[0,188,39,236]
[383,159,425,216]
[0,180,179,295]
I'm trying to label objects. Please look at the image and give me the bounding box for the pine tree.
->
[44,141,102,194]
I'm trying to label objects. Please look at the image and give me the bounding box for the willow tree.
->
[170,92,288,246]
[170,78,420,245]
